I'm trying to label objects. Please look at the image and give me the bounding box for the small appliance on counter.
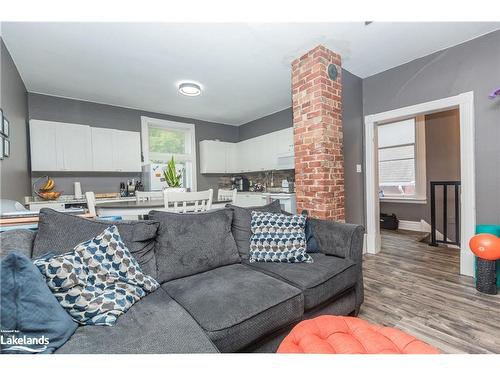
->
[73,182,83,199]
[231,176,250,192]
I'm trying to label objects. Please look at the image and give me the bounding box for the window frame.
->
[378,116,426,204]
[140,116,197,191]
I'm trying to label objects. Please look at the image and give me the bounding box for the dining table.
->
[95,199,231,219]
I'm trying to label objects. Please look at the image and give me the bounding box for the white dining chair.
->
[217,188,237,204]
[164,189,213,213]
[136,191,163,202]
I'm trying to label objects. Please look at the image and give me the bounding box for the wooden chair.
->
[164,189,213,213]
[136,191,163,202]
[217,188,237,204]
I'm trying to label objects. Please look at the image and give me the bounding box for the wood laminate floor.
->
[358,229,500,353]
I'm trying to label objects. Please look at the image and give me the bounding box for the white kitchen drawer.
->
[28,201,66,212]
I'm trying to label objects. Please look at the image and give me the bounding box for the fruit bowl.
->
[33,176,62,200]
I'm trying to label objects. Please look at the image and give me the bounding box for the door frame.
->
[364,92,476,276]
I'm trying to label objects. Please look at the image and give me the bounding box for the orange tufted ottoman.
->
[278,315,440,354]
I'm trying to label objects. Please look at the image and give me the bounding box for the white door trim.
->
[364,92,476,276]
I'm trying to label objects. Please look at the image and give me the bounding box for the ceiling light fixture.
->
[178,82,202,97]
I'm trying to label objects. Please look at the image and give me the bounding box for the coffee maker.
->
[231,176,250,192]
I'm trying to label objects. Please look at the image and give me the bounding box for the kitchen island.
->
[95,199,231,218]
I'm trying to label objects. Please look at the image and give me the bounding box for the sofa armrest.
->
[309,219,364,262]
[0,229,37,260]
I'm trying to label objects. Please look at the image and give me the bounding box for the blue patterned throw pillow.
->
[34,225,159,326]
[249,211,313,263]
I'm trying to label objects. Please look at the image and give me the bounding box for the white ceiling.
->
[2,22,499,125]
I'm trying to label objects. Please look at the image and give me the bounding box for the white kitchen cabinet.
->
[58,123,92,171]
[30,120,92,172]
[235,193,267,207]
[30,120,141,172]
[91,128,115,171]
[29,121,62,171]
[111,130,141,172]
[199,127,295,174]
[199,140,229,173]
[226,142,238,174]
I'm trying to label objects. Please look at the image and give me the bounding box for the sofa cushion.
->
[1,252,77,354]
[0,229,36,259]
[34,226,160,326]
[244,253,357,311]
[249,211,312,264]
[226,200,281,260]
[163,264,304,352]
[56,288,218,353]
[32,208,159,278]
[149,209,240,284]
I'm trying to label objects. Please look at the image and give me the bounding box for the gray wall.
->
[237,69,365,225]
[0,39,30,203]
[28,93,239,194]
[239,108,292,141]
[381,109,461,237]
[364,30,500,225]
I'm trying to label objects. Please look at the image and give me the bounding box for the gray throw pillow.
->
[149,208,240,283]
[225,200,281,259]
[32,209,159,278]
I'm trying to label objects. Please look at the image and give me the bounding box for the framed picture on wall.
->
[2,116,9,137]
[3,137,10,157]
[0,136,4,160]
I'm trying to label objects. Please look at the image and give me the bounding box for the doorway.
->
[364,92,476,277]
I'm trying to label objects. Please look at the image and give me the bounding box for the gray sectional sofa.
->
[0,205,364,354]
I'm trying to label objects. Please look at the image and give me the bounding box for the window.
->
[377,117,426,202]
[141,117,197,191]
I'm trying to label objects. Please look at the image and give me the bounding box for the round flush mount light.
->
[178,82,202,97]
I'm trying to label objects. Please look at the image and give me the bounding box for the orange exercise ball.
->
[469,234,500,261]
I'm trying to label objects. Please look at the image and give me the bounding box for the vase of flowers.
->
[163,156,186,192]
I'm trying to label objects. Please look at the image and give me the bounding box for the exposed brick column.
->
[292,45,344,221]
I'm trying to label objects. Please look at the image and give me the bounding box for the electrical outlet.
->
[356,164,362,173]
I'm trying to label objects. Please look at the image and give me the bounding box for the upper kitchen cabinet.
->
[92,128,141,172]
[30,120,141,172]
[30,120,92,171]
[111,130,141,172]
[199,140,235,174]
[199,127,295,174]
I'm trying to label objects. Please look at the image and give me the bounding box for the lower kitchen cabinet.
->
[235,193,267,207]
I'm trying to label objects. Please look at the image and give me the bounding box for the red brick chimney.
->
[292,45,344,221]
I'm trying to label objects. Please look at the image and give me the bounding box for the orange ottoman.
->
[278,316,440,354]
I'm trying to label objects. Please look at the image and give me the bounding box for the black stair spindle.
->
[429,181,461,247]
[443,185,448,243]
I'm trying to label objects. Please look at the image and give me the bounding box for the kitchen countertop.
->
[231,191,295,195]
[96,199,231,209]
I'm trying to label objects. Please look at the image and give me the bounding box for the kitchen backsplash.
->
[218,169,295,191]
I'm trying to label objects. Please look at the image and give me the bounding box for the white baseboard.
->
[398,220,423,232]
[397,219,455,245]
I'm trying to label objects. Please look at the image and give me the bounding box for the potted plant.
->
[163,156,186,192]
